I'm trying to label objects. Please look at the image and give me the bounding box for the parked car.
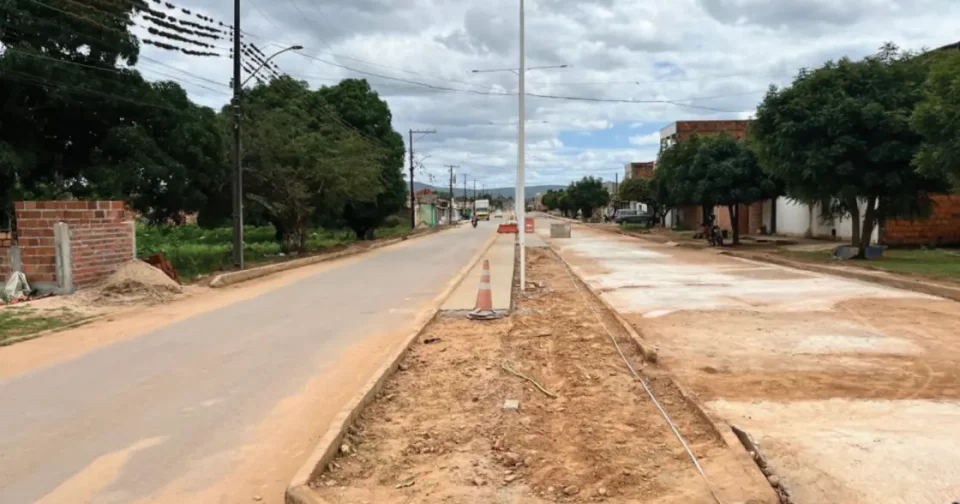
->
[614,209,653,226]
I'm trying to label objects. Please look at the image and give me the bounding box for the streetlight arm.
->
[470,64,567,75]
[241,45,303,87]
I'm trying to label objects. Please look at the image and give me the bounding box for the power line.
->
[0,13,231,88]
[2,19,387,151]
[2,47,232,95]
[528,69,793,87]
[293,51,744,112]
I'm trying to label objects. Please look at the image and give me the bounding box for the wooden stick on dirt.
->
[501,362,558,399]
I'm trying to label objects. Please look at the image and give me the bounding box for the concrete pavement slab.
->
[441,233,514,311]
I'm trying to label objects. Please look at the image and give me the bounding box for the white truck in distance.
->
[475,199,491,220]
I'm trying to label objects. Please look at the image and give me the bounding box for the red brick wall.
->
[676,120,751,142]
[0,232,12,281]
[883,195,960,246]
[715,204,750,233]
[71,218,134,287]
[13,201,133,288]
[629,162,655,179]
[748,202,765,234]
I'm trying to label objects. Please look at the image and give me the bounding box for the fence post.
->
[54,222,73,294]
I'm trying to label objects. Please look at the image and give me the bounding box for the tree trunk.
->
[847,198,861,248]
[280,227,305,255]
[728,205,740,245]
[856,196,878,259]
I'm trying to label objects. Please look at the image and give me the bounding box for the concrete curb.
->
[284,231,499,504]
[210,227,451,289]
[723,250,960,302]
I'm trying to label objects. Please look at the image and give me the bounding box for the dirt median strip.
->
[212,226,453,289]
[284,230,498,504]
[305,247,776,504]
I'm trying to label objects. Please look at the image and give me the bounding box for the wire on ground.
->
[554,247,726,504]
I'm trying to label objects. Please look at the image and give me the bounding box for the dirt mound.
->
[95,260,182,305]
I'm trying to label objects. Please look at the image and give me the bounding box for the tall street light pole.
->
[408,129,437,228]
[518,0,526,289]
[471,53,566,290]
[231,1,301,269]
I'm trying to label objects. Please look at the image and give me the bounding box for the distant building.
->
[659,120,751,151]
[603,181,618,197]
[658,120,754,231]
[623,161,655,180]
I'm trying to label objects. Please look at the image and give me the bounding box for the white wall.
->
[775,199,879,243]
[776,199,812,236]
[762,199,774,232]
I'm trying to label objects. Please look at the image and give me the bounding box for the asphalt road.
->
[0,221,496,503]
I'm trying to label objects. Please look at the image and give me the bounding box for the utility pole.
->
[445,164,460,223]
[463,174,468,212]
[473,180,477,200]
[231,0,243,269]
[518,0,527,289]
[408,129,436,228]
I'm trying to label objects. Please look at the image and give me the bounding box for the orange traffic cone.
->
[468,259,500,320]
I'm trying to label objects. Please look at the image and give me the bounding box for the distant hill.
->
[412,181,564,198]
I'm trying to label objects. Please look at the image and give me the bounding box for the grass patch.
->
[780,248,960,279]
[0,307,86,345]
[137,222,413,281]
[620,223,651,233]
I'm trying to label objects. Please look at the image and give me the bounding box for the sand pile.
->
[94,260,182,305]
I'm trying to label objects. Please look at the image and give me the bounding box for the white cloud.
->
[133,0,960,187]
[628,131,661,147]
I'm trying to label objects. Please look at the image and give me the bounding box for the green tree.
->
[653,135,709,223]
[238,78,380,252]
[317,79,406,239]
[693,136,779,244]
[0,0,233,228]
[618,176,666,223]
[0,0,145,205]
[752,44,950,257]
[541,189,561,211]
[912,51,960,187]
[89,81,227,224]
[567,176,609,220]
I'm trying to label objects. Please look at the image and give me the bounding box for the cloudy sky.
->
[133,0,959,189]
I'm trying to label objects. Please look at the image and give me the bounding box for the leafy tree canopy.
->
[654,135,779,243]
[751,43,950,256]
[912,51,960,188]
[238,77,381,252]
[317,79,406,239]
[567,176,610,220]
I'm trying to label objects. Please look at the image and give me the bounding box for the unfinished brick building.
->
[0,201,135,293]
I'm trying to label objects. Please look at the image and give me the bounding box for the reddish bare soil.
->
[544,221,960,504]
[314,248,774,504]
